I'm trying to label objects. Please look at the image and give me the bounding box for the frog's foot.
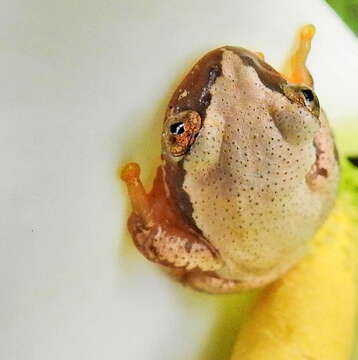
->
[182,271,252,294]
[120,163,223,272]
[285,24,315,87]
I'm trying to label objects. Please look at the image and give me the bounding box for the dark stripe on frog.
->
[163,49,224,234]
[224,46,287,93]
[163,157,205,236]
[167,48,223,118]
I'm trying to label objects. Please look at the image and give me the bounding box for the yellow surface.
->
[231,202,358,360]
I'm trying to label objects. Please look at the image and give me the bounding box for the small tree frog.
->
[121,25,339,293]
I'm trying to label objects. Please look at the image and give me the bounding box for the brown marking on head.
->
[225,46,287,93]
[167,48,223,118]
[227,47,320,119]
[162,48,226,233]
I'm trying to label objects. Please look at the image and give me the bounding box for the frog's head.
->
[162,47,321,161]
[161,46,334,200]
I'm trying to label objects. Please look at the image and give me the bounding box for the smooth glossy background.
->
[1,1,358,359]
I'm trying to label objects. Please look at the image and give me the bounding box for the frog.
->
[120,25,339,294]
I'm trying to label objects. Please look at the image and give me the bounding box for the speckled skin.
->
[175,48,338,287]
[122,43,339,293]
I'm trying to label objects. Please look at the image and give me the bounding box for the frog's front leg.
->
[121,163,223,272]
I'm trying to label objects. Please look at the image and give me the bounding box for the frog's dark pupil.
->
[302,89,314,102]
[170,122,185,135]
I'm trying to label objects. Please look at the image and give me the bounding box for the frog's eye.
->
[163,110,202,157]
[170,122,185,135]
[283,85,320,118]
[301,88,314,102]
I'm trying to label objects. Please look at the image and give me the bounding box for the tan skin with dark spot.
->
[121,25,339,293]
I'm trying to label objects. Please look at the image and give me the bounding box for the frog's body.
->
[121,25,339,293]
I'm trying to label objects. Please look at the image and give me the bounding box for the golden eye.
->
[283,84,320,118]
[163,110,202,158]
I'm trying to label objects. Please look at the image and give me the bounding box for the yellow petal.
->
[231,202,358,360]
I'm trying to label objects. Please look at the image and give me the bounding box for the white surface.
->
[1,1,357,359]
